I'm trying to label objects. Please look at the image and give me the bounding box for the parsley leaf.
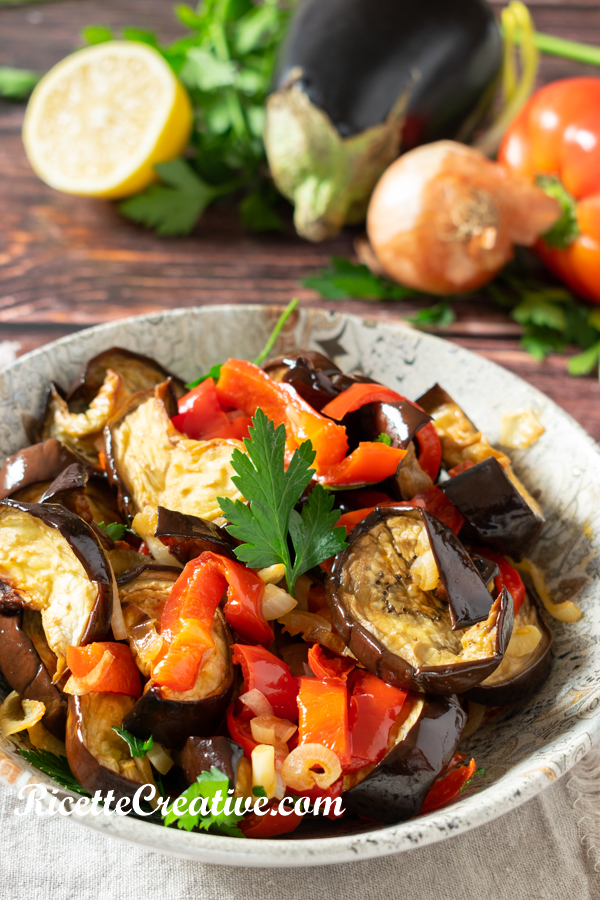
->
[375,433,392,445]
[112,726,154,758]
[98,521,128,541]
[0,67,40,100]
[252,785,267,797]
[406,301,456,328]
[19,749,89,796]
[302,257,414,300]
[120,159,218,236]
[567,341,600,376]
[81,25,114,45]
[218,409,347,595]
[163,766,245,837]
[460,767,487,792]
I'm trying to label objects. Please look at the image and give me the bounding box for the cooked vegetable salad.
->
[0,313,573,838]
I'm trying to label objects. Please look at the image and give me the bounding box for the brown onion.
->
[367,141,560,295]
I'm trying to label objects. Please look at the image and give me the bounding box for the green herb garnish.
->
[98,522,136,541]
[163,766,245,836]
[302,256,415,301]
[375,433,392,446]
[218,409,347,596]
[18,749,89,796]
[0,66,40,100]
[112,726,154,758]
[406,301,456,328]
[535,175,579,249]
[252,785,267,797]
[460,767,487,792]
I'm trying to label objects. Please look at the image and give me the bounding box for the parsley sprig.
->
[18,749,89,796]
[218,409,347,596]
[163,766,245,836]
[112,726,154,758]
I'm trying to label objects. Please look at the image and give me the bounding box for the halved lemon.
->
[22,41,192,198]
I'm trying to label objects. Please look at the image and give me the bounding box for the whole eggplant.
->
[265,0,502,240]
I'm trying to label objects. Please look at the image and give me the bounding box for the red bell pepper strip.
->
[216,359,348,469]
[318,442,406,487]
[232,644,299,721]
[66,642,141,697]
[336,500,421,534]
[172,378,231,440]
[412,485,465,535]
[321,383,406,420]
[297,676,350,767]
[420,758,477,814]
[448,460,476,477]
[226,704,258,758]
[472,547,526,614]
[347,671,407,774]
[210,415,253,441]
[414,422,442,482]
[292,778,345,819]
[240,806,303,837]
[308,644,355,681]
[154,552,272,693]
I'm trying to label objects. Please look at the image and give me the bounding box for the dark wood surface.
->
[2,0,600,438]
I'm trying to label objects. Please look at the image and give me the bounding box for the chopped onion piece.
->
[0,691,45,739]
[132,506,183,569]
[280,743,341,791]
[63,648,115,695]
[262,583,297,620]
[514,557,582,622]
[146,742,173,775]
[239,688,274,717]
[410,549,439,591]
[251,743,277,799]
[501,410,545,449]
[234,756,253,800]
[256,564,286,584]
[250,714,297,746]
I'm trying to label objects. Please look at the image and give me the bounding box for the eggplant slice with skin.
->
[153,506,236,564]
[66,693,151,800]
[66,346,185,408]
[327,506,514,694]
[178,736,244,790]
[0,499,112,674]
[39,463,122,529]
[465,586,553,706]
[0,439,97,502]
[265,0,502,240]
[105,381,246,521]
[343,693,466,824]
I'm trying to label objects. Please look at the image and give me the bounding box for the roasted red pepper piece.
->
[347,671,407,774]
[232,644,299,721]
[321,383,406,420]
[240,806,304,837]
[337,499,424,534]
[412,485,465,535]
[308,644,355,681]
[226,703,258,758]
[154,551,271,693]
[420,758,477,814]
[172,378,230,440]
[448,460,476,477]
[66,642,141,697]
[472,546,526,614]
[216,358,348,469]
[297,676,350,767]
[414,422,442,482]
[318,442,406,487]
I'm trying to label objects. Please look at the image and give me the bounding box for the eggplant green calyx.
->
[536,175,579,249]
[264,74,409,242]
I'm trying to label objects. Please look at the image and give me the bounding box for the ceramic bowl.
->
[1,304,599,867]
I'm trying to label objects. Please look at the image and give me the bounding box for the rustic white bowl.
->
[1,305,599,867]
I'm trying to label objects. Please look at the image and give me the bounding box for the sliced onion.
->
[506,624,542,657]
[146,742,173,775]
[262,583,297,620]
[239,688,273,717]
[410,549,439,592]
[280,743,341,791]
[63,648,115,696]
[128,619,163,677]
[250,714,297,746]
[110,570,127,641]
[500,409,545,449]
[27,720,67,756]
[514,557,582,623]
[132,506,183,569]
[234,756,253,800]
[0,691,46,739]
[251,743,277,799]
[256,564,286,584]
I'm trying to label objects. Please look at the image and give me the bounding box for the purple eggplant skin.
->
[122,610,234,749]
[0,612,67,738]
[66,346,186,407]
[155,506,236,564]
[66,694,148,800]
[0,439,97,501]
[464,588,553,707]
[275,0,501,145]
[263,351,357,411]
[343,694,466,824]
[0,499,112,643]
[327,505,514,694]
[178,736,244,789]
[439,457,544,560]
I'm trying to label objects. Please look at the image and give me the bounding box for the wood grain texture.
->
[1,0,600,440]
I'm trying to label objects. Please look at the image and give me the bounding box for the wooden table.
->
[2,0,600,438]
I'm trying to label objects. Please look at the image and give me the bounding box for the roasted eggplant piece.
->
[327,506,513,694]
[0,439,96,502]
[123,608,234,749]
[263,351,356,410]
[265,0,502,240]
[153,506,236,564]
[179,736,244,789]
[465,587,553,706]
[343,693,466,823]
[66,346,185,408]
[0,499,112,672]
[66,693,150,799]
[39,463,122,529]
[0,611,66,738]
[439,457,544,560]
[106,381,245,521]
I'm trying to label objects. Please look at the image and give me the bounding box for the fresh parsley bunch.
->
[218,409,347,596]
[163,766,245,835]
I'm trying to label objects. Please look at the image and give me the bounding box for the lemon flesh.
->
[22,41,192,198]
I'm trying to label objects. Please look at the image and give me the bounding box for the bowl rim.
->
[1,303,599,867]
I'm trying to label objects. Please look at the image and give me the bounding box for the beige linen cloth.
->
[0,747,599,900]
